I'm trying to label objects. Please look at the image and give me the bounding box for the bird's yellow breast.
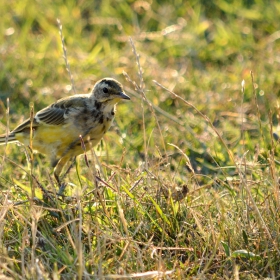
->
[15,117,112,159]
[16,124,78,155]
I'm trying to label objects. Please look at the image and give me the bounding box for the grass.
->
[1,0,280,278]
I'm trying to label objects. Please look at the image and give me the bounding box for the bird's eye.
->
[103,87,108,93]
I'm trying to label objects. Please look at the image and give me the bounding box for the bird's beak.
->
[118,91,130,100]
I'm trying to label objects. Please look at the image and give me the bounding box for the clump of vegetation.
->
[1,0,280,278]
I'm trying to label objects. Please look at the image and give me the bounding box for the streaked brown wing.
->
[35,95,88,126]
[36,104,67,125]
[12,95,88,133]
[11,118,37,134]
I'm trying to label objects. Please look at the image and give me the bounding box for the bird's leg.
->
[53,156,70,193]
[54,168,67,196]
[54,172,61,186]
[53,156,77,194]
[61,156,76,181]
[57,157,77,195]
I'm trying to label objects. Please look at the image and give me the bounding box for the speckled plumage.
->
[0,78,130,183]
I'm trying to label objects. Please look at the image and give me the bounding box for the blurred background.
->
[1,0,280,175]
[0,0,280,181]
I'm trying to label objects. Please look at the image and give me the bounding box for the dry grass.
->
[1,0,280,279]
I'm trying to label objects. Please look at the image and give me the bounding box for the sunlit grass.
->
[1,0,280,278]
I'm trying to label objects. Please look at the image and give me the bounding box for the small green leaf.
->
[121,184,135,199]
[231,250,260,260]
[221,241,231,257]
[242,230,248,245]
[149,196,171,226]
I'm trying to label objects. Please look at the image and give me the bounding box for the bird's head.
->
[92,78,130,103]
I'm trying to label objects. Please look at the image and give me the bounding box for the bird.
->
[0,77,130,184]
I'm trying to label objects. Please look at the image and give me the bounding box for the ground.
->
[0,0,280,279]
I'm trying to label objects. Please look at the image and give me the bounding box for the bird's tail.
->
[0,133,17,145]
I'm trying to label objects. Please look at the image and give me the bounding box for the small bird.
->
[0,78,130,184]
